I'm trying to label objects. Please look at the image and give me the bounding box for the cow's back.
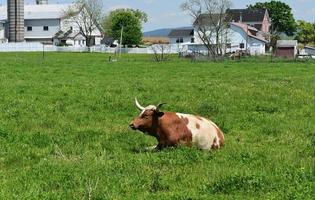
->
[175,113,224,150]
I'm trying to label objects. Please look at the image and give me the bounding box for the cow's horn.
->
[135,98,145,110]
[156,102,166,111]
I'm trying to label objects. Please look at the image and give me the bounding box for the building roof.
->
[168,29,194,37]
[0,4,72,21]
[230,22,268,43]
[53,28,84,40]
[231,22,259,32]
[253,24,262,30]
[276,40,298,47]
[304,46,315,50]
[226,9,268,23]
[194,8,269,27]
[193,14,223,27]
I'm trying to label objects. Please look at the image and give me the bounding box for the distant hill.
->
[143,27,193,37]
[143,28,172,37]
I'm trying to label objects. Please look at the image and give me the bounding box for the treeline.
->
[295,21,315,46]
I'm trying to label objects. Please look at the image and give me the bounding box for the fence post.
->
[42,43,45,60]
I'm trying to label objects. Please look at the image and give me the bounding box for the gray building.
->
[304,46,315,56]
[0,4,68,43]
[24,16,61,43]
[0,3,102,45]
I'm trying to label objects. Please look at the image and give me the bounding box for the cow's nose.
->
[129,123,136,130]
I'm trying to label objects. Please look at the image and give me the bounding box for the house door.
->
[276,47,294,58]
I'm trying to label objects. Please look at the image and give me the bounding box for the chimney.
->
[36,0,48,4]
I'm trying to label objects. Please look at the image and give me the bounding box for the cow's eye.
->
[141,115,147,119]
[142,115,149,119]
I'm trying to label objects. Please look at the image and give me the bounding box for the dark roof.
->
[277,40,297,47]
[101,37,115,45]
[305,46,315,50]
[226,9,268,23]
[53,29,73,39]
[193,9,268,27]
[193,14,222,26]
[253,24,262,30]
[53,30,64,39]
[168,29,194,37]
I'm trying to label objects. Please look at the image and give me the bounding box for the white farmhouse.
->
[0,3,102,46]
[188,9,270,55]
[228,22,267,55]
[188,22,268,55]
[168,29,194,44]
[53,30,87,46]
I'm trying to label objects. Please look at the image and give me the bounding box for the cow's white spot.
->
[176,113,220,150]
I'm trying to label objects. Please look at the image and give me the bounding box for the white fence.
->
[0,42,184,54]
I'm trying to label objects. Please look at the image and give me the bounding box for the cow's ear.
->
[155,111,164,118]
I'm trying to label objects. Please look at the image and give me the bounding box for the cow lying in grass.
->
[129,98,224,151]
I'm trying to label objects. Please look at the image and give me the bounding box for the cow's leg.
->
[145,145,158,151]
[144,144,167,151]
[156,143,168,150]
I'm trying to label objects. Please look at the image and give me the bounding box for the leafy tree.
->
[295,20,315,45]
[248,0,296,36]
[103,9,147,46]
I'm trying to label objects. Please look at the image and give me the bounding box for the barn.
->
[275,40,298,58]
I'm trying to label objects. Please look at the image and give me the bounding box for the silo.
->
[36,0,48,4]
[7,0,24,42]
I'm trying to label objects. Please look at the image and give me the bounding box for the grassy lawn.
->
[0,52,314,199]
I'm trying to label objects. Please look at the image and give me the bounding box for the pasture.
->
[0,53,314,199]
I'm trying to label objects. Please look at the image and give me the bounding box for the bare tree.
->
[63,0,103,48]
[150,44,171,62]
[181,0,232,59]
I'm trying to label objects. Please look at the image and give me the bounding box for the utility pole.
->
[42,42,45,60]
[246,24,249,53]
[271,19,274,62]
[119,25,123,58]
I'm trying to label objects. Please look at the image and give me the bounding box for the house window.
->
[176,38,184,43]
[191,38,195,43]
[27,26,32,31]
[240,43,245,49]
[43,26,49,31]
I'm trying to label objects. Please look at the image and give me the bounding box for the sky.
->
[0,0,314,31]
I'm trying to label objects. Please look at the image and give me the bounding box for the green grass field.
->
[0,53,314,199]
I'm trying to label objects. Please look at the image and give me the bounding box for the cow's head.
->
[129,98,165,133]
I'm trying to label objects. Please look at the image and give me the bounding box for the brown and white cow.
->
[129,98,224,151]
